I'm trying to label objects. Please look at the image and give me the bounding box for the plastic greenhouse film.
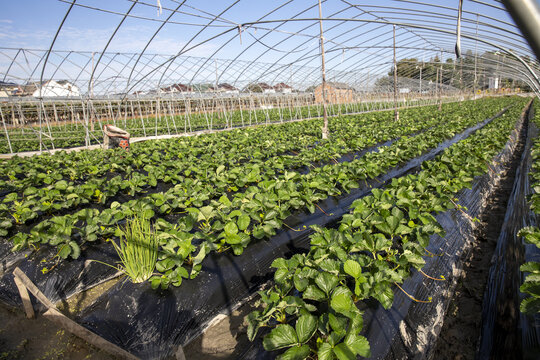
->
[240,104,527,359]
[0,242,120,310]
[360,105,526,360]
[73,107,503,358]
[0,240,29,278]
[0,105,496,316]
[477,114,540,359]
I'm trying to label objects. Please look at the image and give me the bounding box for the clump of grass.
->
[111,216,158,283]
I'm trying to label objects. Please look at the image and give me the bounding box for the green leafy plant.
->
[517,227,540,314]
[518,101,540,315]
[246,97,528,359]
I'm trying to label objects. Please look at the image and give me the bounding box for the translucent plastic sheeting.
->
[360,105,526,360]
[0,243,120,312]
[0,104,504,314]
[0,108,507,360]
[71,110,504,358]
[477,112,540,359]
[240,106,527,359]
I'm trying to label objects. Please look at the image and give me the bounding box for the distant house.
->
[274,82,293,94]
[32,80,80,97]
[0,81,18,97]
[216,83,239,94]
[314,82,355,104]
[161,83,193,93]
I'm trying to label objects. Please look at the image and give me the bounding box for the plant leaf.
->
[318,342,334,360]
[315,272,339,295]
[345,333,371,357]
[343,260,362,278]
[263,324,298,351]
[224,222,238,236]
[295,314,317,343]
[238,214,251,231]
[277,344,310,360]
[330,288,354,315]
[303,284,326,301]
[333,343,356,360]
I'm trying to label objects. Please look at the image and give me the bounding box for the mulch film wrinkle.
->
[0,107,514,359]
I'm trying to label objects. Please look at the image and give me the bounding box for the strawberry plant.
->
[518,101,540,315]
[246,97,529,359]
[0,97,527,297]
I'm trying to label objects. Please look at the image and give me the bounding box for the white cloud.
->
[0,22,220,92]
[0,21,217,57]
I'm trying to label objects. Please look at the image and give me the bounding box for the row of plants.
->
[518,100,540,315]
[244,99,529,359]
[0,97,447,154]
[1,103,451,193]
[0,99,513,215]
[0,103,462,231]
[3,98,526,290]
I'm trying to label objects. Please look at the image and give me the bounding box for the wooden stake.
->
[13,276,34,319]
[13,268,139,360]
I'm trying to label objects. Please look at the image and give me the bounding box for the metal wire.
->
[0,0,538,153]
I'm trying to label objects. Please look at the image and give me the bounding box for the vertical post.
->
[90,53,95,132]
[38,100,43,152]
[459,57,463,100]
[0,106,13,153]
[155,97,160,136]
[435,66,439,105]
[214,59,218,92]
[91,52,95,98]
[393,24,399,121]
[438,50,443,111]
[89,99,94,132]
[419,64,422,94]
[318,0,328,139]
[80,99,89,147]
[474,14,478,97]
[41,101,55,150]
[366,70,370,112]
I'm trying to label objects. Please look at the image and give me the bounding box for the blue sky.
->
[0,0,535,91]
[2,0,520,59]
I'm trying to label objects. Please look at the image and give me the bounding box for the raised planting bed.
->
[0,96,529,359]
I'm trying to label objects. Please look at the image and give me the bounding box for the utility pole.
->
[393,24,399,121]
[318,0,328,139]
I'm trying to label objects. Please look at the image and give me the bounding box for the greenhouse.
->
[0,0,539,359]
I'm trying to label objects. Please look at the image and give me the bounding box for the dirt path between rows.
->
[432,110,529,359]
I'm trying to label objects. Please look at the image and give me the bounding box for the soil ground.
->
[432,112,528,359]
[0,278,120,360]
[182,301,255,359]
[0,106,531,360]
[0,302,112,360]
